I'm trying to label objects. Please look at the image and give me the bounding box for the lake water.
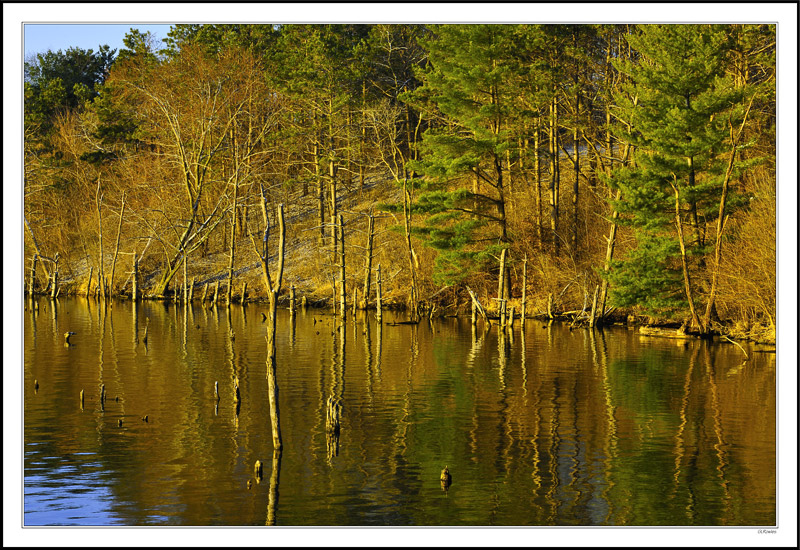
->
[22,297,776,526]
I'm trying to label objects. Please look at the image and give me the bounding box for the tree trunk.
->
[572,97,580,253]
[598,188,621,322]
[534,122,542,247]
[95,179,106,298]
[338,214,346,319]
[227,178,239,306]
[362,213,374,309]
[265,203,286,451]
[702,99,753,332]
[108,193,126,297]
[30,254,39,296]
[315,138,325,248]
[521,255,527,325]
[403,180,419,321]
[549,98,559,255]
[132,253,139,301]
[497,248,508,326]
[671,181,703,332]
[376,264,383,324]
[24,215,51,281]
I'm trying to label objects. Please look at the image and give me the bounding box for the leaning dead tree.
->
[248,191,286,451]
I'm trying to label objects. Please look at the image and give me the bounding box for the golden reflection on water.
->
[704,346,732,521]
[672,341,694,522]
[23,298,776,526]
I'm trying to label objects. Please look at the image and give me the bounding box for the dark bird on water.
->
[64,331,77,344]
[142,415,148,422]
[440,466,452,484]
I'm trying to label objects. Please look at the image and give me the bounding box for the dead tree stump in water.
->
[213,281,220,303]
[202,283,209,303]
[254,459,263,482]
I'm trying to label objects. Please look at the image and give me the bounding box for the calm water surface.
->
[23,297,776,526]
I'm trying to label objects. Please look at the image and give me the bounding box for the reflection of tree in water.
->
[326,318,346,463]
[266,448,282,526]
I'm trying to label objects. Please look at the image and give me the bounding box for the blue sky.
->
[24,24,173,58]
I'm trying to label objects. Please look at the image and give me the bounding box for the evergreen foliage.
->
[605,25,755,323]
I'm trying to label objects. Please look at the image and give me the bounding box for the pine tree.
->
[404,24,520,286]
[606,24,751,329]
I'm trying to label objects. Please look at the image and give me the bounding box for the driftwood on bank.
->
[638,326,695,339]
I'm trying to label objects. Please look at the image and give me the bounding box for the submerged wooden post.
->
[241,282,247,305]
[189,277,196,302]
[214,381,220,402]
[80,389,84,410]
[213,280,220,303]
[254,459,263,482]
[376,264,382,324]
[589,284,599,328]
[132,252,139,302]
[507,306,514,330]
[289,285,296,313]
[352,287,358,317]
[547,293,554,320]
[521,255,528,326]
[202,283,209,303]
[301,295,307,309]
